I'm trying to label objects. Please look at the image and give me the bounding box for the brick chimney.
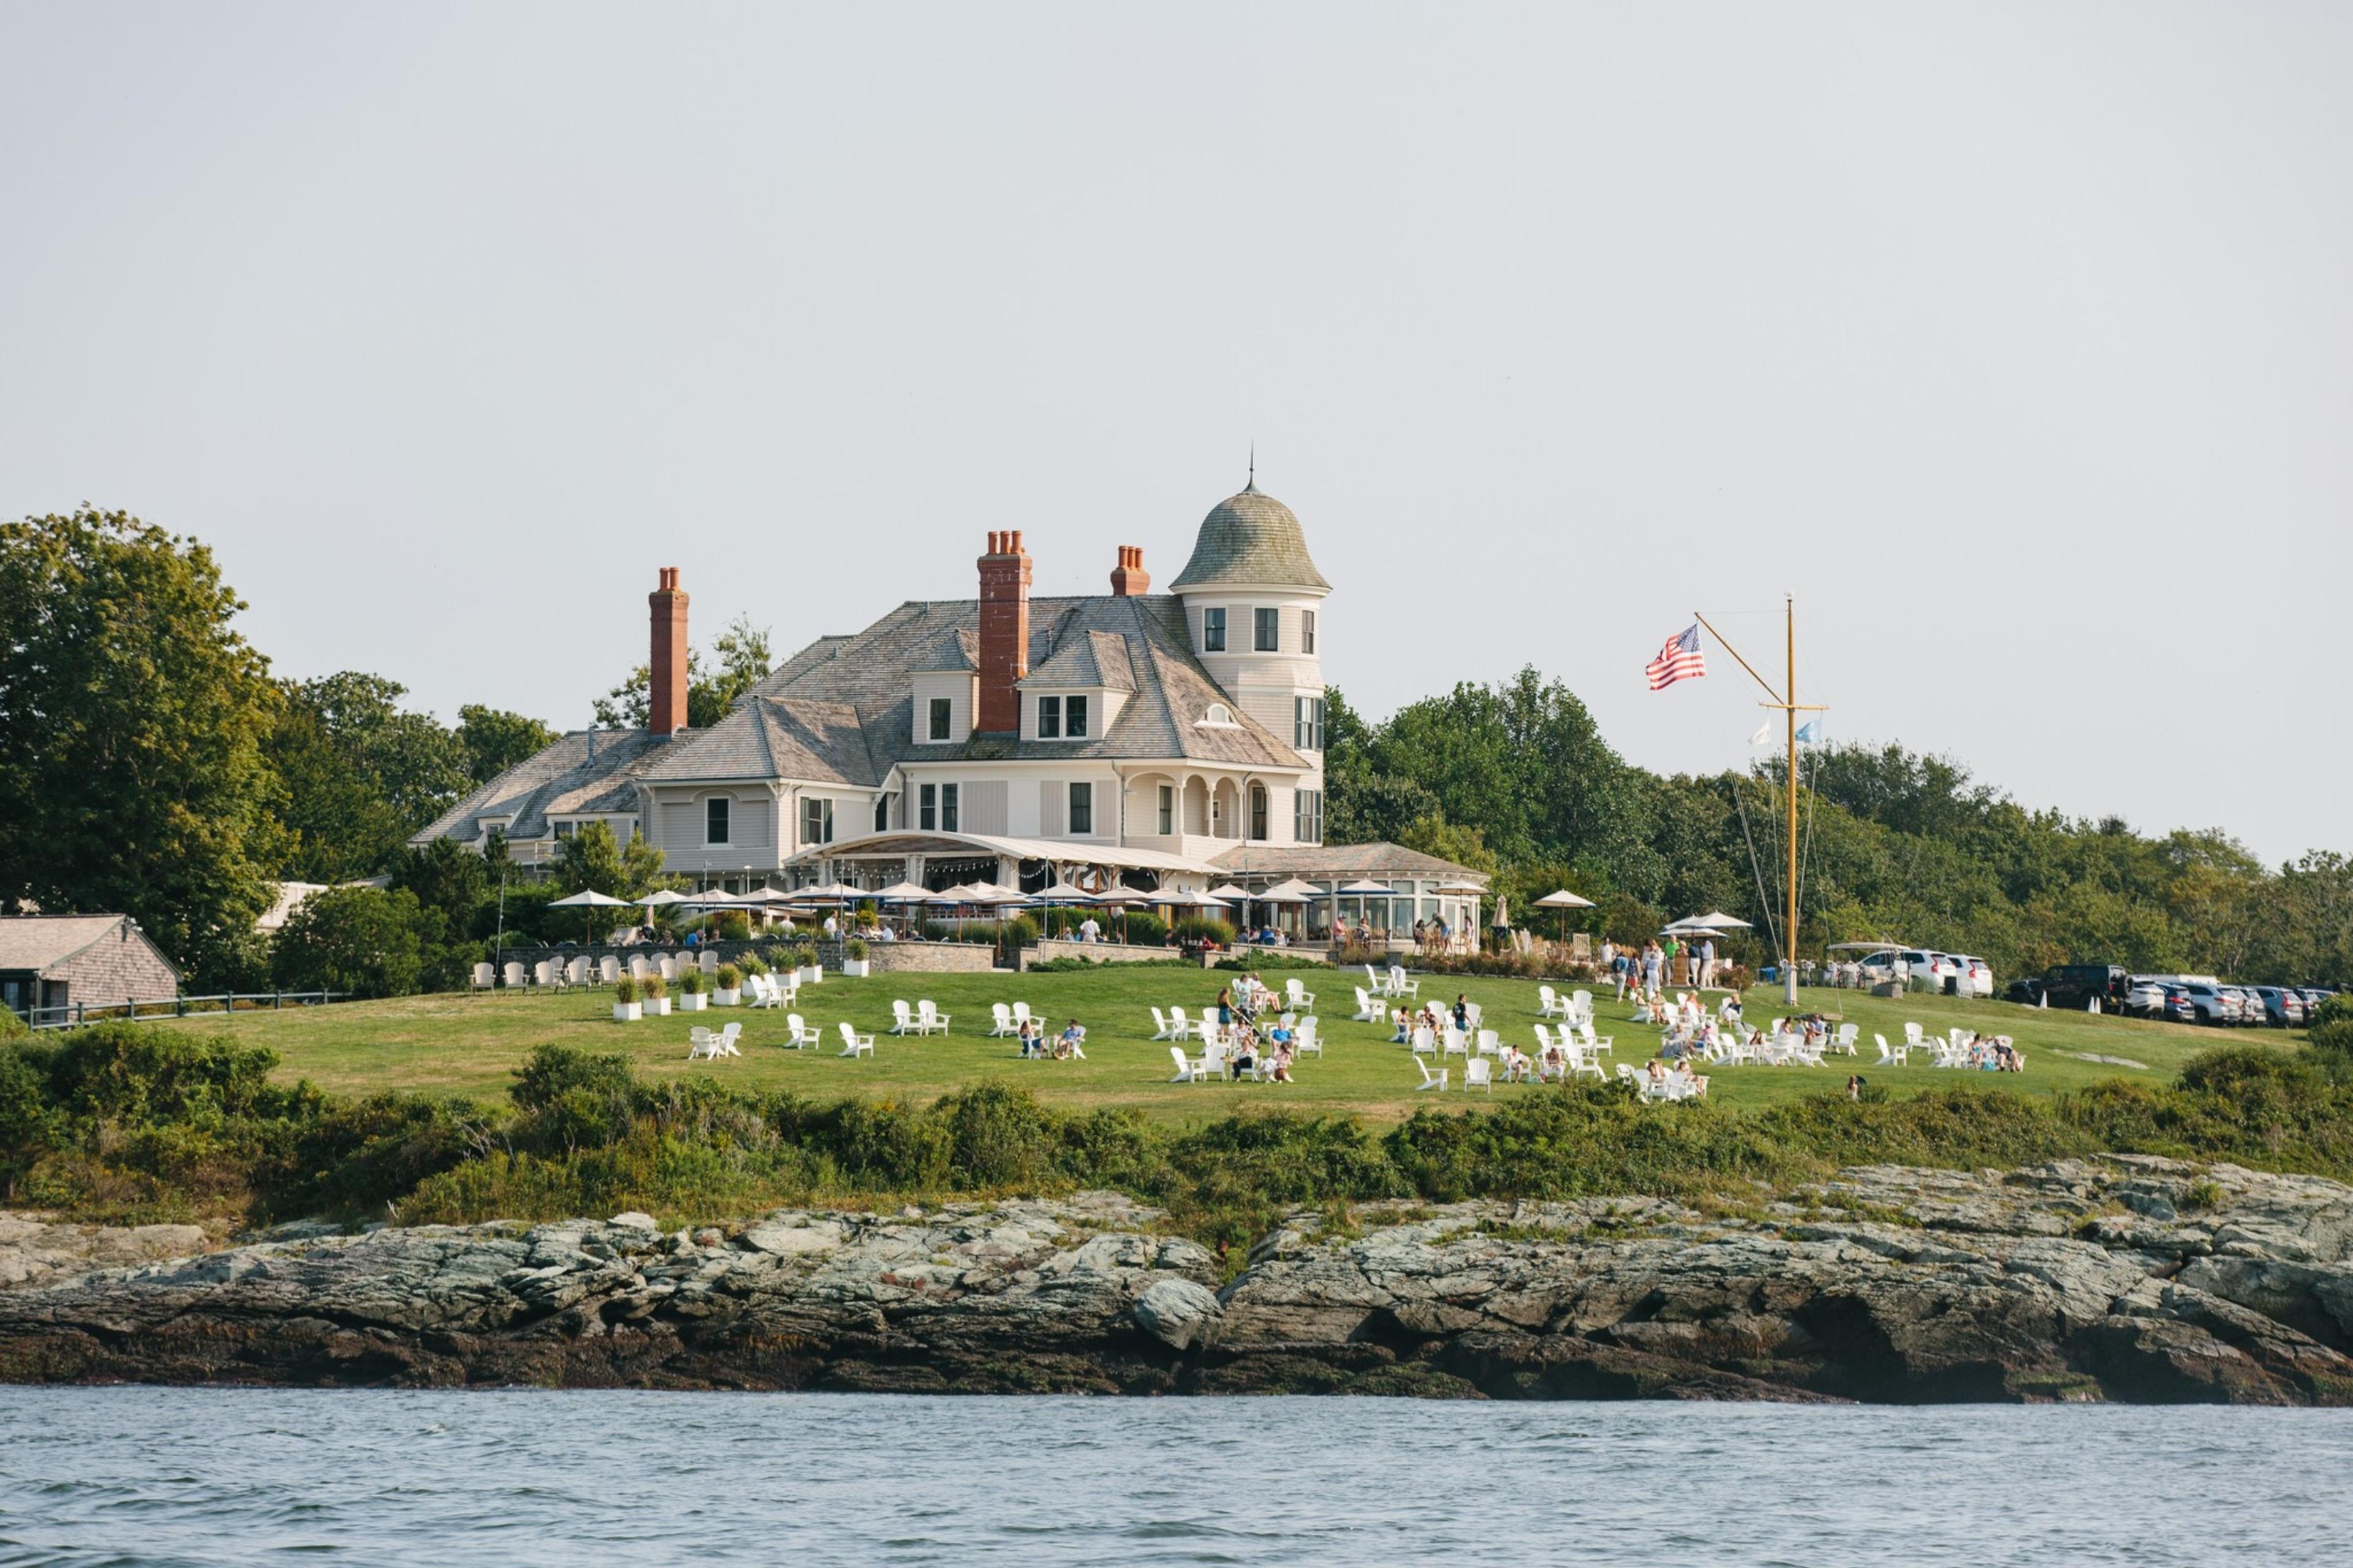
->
[648,566,689,735]
[976,531,1031,733]
[1109,544,1150,597]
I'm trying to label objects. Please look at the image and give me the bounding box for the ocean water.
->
[0,1389,2343,1567]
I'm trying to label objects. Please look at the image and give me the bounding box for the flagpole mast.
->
[1691,604,1822,1006]
[1784,596,1799,1007]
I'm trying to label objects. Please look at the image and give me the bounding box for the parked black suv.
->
[2006,964,2130,1012]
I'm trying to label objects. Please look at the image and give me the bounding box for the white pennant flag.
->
[1748,722,1771,747]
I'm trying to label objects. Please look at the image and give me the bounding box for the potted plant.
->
[612,978,642,1023]
[642,972,670,1016]
[714,963,743,1006]
[676,966,708,1011]
[842,937,870,977]
[795,942,821,984]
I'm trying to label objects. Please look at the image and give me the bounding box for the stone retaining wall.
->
[1026,939,1200,970]
[820,941,998,974]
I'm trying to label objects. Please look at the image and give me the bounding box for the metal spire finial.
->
[1246,442,1256,492]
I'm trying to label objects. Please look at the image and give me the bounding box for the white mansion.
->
[413,483,1485,938]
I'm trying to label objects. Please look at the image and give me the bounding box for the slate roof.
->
[744,593,1305,771]
[637,696,881,787]
[909,627,979,673]
[0,915,138,974]
[1021,629,1135,693]
[410,728,675,846]
[1167,485,1330,593]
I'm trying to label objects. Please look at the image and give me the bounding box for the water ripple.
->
[0,1390,2346,1566]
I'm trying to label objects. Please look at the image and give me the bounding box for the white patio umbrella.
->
[1684,911,1753,930]
[1258,877,1320,903]
[635,888,689,908]
[873,881,933,902]
[1534,887,1596,946]
[1206,883,1254,902]
[546,888,634,944]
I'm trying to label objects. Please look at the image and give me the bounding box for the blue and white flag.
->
[1795,719,1822,744]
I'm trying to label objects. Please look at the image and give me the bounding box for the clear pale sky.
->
[3,5,2346,862]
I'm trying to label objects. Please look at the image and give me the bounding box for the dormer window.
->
[1037,695,1061,738]
[928,697,952,741]
[1065,695,1088,738]
[1199,703,1237,728]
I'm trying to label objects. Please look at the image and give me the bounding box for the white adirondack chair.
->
[1353,987,1383,1023]
[1294,1018,1322,1058]
[1835,1022,1860,1056]
[1537,985,1567,1019]
[1579,1021,1613,1057]
[472,963,495,991]
[784,1013,821,1050]
[1366,964,1390,997]
[1170,1045,1211,1083]
[889,1000,919,1036]
[1571,991,1594,1026]
[688,1026,726,1060]
[1149,1007,1176,1040]
[627,955,651,980]
[836,1021,874,1058]
[1199,1040,1229,1080]
[1012,1001,1034,1029]
[599,956,621,984]
[716,1021,743,1055]
[700,950,720,976]
[502,961,526,989]
[1389,966,1420,999]
[567,956,592,987]
[1415,1058,1449,1092]
[1464,1058,1495,1093]
[989,1002,1018,1037]
[1411,1026,1437,1058]
[1286,977,1317,1012]
[1875,1032,1908,1066]
[1463,1002,1483,1030]
[529,960,554,989]
[917,999,950,1036]
[1441,1028,1468,1060]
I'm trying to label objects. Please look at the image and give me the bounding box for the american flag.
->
[1646,625,1706,690]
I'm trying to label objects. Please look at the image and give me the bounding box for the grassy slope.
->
[154,966,2289,1125]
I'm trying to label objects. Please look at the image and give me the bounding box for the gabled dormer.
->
[909,626,980,746]
[1018,629,1136,743]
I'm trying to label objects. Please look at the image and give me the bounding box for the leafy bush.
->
[613,978,639,1004]
[270,885,447,999]
[844,937,869,960]
[1120,912,1170,946]
[1172,917,1237,947]
[762,946,795,972]
[640,973,667,1000]
[714,964,741,990]
[713,913,751,942]
[791,944,817,969]
[676,966,707,994]
[739,954,769,978]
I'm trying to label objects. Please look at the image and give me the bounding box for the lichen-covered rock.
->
[5,1162,2353,1403]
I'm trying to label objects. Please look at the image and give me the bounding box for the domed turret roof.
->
[1169,483,1330,593]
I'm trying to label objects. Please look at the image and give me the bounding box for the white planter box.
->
[800,966,823,984]
[648,996,672,1016]
[613,1002,642,1023]
[841,960,870,977]
[714,988,741,1007]
[679,993,708,1012]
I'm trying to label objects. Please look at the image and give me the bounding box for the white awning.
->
[781,829,1218,876]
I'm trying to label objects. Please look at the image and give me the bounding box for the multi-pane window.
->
[928,697,952,741]
[941,782,959,832]
[1065,695,1088,738]
[705,797,730,845]
[919,783,938,831]
[1249,784,1269,841]
[1202,607,1227,652]
[1036,695,1061,738]
[874,795,890,833]
[1068,781,1093,835]
[801,796,833,846]
[1294,695,1325,751]
[1294,789,1324,845]
[1157,784,1174,836]
[1254,607,1279,651]
[1303,610,1316,654]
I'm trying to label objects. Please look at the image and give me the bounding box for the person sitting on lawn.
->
[1017,1018,1044,1058]
[1267,1028,1295,1082]
[1390,1007,1413,1043]
[1499,1042,1533,1083]
[1055,1019,1086,1060]
[1227,1021,1260,1079]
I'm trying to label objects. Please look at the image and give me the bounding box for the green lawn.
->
[154,964,2291,1124]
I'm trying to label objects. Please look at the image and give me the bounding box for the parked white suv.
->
[1949,955,1995,998]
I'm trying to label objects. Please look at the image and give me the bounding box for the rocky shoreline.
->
[5,1156,2352,1403]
